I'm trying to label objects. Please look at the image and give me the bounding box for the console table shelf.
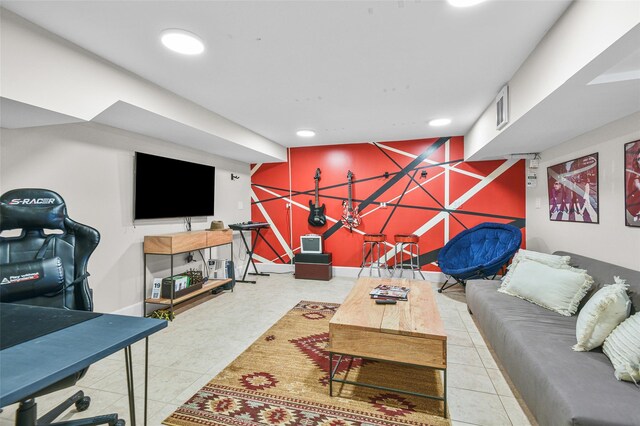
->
[145,278,232,305]
[143,230,233,318]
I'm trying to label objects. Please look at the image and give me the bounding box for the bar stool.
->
[358,233,389,277]
[392,234,425,279]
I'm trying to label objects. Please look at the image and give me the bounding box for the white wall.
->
[526,112,640,271]
[0,122,252,314]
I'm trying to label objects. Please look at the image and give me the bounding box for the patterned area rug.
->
[164,301,450,426]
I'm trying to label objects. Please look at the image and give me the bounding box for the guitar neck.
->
[314,179,319,207]
[348,180,353,211]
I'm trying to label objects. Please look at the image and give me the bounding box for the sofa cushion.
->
[554,251,640,313]
[498,258,593,316]
[573,278,631,352]
[467,279,640,426]
[603,312,640,383]
[501,249,571,290]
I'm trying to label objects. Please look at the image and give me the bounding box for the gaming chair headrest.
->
[0,188,67,231]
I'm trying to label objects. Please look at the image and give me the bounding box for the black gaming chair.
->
[0,188,123,426]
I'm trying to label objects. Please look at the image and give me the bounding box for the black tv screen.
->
[134,152,215,220]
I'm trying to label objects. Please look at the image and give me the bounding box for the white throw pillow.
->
[573,277,631,351]
[603,312,640,384]
[498,258,593,316]
[500,249,571,289]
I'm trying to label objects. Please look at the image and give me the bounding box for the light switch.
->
[535,197,541,209]
[237,201,244,210]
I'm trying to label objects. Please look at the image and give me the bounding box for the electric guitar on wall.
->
[341,170,361,231]
[308,168,326,227]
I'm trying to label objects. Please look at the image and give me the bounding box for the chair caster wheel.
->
[75,396,91,412]
[437,288,443,293]
[114,419,126,426]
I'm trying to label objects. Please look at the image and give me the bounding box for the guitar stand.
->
[237,227,286,283]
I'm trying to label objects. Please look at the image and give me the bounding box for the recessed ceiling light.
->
[161,29,205,55]
[296,130,316,137]
[429,118,452,127]
[447,0,487,7]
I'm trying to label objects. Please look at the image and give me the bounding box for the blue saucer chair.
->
[437,222,522,293]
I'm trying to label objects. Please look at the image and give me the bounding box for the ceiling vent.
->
[496,85,509,130]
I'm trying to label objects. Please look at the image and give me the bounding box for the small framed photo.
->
[625,140,640,227]
[151,278,162,299]
[547,153,599,223]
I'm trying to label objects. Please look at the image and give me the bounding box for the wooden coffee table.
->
[328,277,447,417]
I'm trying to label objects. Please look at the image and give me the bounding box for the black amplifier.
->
[294,253,332,264]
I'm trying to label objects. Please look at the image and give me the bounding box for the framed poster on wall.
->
[625,140,640,227]
[547,153,599,223]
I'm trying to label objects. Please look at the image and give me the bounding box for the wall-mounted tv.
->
[134,152,215,220]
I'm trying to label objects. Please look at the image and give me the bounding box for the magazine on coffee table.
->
[369,284,410,301]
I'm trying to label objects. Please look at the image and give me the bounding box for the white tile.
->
[442,314,467,332]
[101,395,168,425]
[0,404,17,421]
[469,331,488,348]
[500,395,533,426]
[77,358,123,387]
[447,363,496,394]
[448,387,511,426]
[447,329,474,347]
[476,347,500,370]
[447,344,484,367]
[486,368,514,397]
[149,403,181,426]
[173,373,215,405]
[146,368,209,404]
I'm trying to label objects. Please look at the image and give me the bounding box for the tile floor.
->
[0,274,534,426]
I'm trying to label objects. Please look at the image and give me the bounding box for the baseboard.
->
[111,302,143,317]
[254,263,295,274]
[255,263,444,281]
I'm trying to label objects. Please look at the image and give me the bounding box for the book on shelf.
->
[369,284,410,301]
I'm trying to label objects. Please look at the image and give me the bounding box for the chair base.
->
[437,277,466,293]
[16,393,124,426]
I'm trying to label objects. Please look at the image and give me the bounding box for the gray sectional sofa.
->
[466,251,640,426]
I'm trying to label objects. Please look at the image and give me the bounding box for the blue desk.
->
[0,304,166,425]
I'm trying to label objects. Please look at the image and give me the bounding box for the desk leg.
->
[145,337,149,426]
[124,346,136,426]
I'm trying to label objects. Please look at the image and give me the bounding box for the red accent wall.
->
[251,137,525,269]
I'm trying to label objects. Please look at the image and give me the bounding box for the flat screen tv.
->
[134,152,215,220]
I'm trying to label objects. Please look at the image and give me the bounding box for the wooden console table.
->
[143,230,233,318]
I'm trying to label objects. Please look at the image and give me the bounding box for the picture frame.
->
[151,278,162,299]
[547,153,599,223]
[625,140,640,227]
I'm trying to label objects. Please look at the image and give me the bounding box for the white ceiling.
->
[1,0,574,150]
